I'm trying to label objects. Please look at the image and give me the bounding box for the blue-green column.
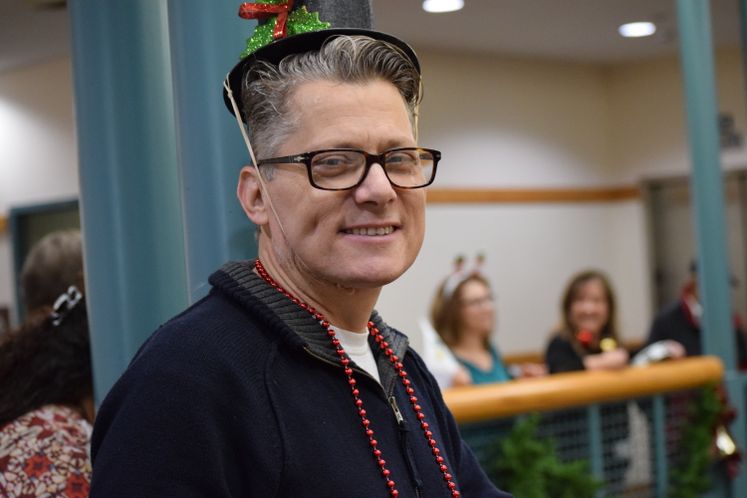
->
[167,0,257,303]
[69,0,188,401]
[677,0,736,369]
[678,1,746,494]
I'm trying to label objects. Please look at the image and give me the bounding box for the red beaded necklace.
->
[254,259,460,497]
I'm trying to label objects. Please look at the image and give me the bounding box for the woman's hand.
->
[518,362,548,378]
[583,348,629,371]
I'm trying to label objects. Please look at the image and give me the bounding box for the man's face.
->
[254,79,426,289]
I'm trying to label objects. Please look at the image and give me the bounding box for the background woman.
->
[432,273,510,384]
[431,262,545,384]
[0,287,93,498]
[545,269,629,373]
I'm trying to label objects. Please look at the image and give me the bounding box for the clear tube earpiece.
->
[224,75,288,238]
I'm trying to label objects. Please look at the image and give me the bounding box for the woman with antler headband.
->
[431,255,545,384]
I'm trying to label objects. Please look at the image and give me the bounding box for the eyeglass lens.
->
[310,149,435,189]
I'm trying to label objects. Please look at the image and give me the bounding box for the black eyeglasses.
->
[256,147,440,191]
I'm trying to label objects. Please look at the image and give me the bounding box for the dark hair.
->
[20,230,83,314]
[0,300,92,426]
[430,274,491,349]
[558,269,618,353]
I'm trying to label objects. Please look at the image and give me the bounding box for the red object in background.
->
[576,330,593,348]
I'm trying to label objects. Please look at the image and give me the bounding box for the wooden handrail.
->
[0,215,6,234]
[444,356,723,423]
[426,186,640,204]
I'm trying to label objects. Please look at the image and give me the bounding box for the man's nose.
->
[354,162,396,204]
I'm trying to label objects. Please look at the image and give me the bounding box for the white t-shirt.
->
[332,325,381,384]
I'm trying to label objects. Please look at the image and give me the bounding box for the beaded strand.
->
[255,259,459,497]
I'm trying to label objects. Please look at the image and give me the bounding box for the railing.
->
[443,357,732,497]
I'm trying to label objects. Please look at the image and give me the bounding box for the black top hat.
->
[222,1,420,123]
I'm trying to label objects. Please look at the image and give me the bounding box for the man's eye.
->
[316,157,350,167]
[387,151,417,164]
[313,152,358,167]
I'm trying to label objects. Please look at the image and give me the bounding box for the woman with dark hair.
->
[545,269,629,373]
[544,270,637,494]
[0,287,93,497]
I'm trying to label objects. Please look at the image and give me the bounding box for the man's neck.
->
[257,249,381,332]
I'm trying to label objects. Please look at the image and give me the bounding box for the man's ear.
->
[237,166,269,225]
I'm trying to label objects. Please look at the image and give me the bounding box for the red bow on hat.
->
[239,0,295,40]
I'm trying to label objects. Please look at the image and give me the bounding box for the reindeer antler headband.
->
[441,253,487,300]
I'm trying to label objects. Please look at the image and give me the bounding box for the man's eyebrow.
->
[319,139,413,151]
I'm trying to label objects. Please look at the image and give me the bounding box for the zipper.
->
[389,396,424,497]
[389,395,404,424]
[305,346,423,496]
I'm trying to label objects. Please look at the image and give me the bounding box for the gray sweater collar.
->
[211,260,410,392]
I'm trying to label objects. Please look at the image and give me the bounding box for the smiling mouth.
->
[343,226,396,236]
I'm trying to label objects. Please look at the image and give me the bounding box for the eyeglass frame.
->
[255,147,441,191]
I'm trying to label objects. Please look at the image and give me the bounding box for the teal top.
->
[456,345,511,384]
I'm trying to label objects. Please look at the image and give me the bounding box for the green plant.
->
[488,413,602,498]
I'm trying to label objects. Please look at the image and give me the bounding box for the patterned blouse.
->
[0,405,92,497]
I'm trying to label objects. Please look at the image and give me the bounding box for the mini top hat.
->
[223,0,421,124]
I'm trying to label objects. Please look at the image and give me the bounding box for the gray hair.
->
[20,229,84,314]
[241,35,422,162]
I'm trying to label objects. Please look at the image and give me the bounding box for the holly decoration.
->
[241,1,330,58]
[669,385,742,497]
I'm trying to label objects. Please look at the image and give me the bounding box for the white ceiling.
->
[0,0,743,74]
[373,0,742,63]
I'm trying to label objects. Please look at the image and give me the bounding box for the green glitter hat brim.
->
[223,28,421,124]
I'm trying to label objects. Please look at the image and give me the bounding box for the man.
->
[645,262,747,368]
[90,2,510,497]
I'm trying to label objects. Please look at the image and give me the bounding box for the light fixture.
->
[618,22,657,38]
[422,0,464,14]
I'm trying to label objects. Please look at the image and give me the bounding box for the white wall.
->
[0,57,78,321]
[377,201,650,355]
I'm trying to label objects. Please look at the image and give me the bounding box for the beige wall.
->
[606,47,746,182]
[0,57,78,321]
[418,50,611,187]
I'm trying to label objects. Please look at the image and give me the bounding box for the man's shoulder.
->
[131,289,272,372]
[652,300,687,327]
[96,290,277,423]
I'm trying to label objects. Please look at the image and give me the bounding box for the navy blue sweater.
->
[90,261,511,497]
